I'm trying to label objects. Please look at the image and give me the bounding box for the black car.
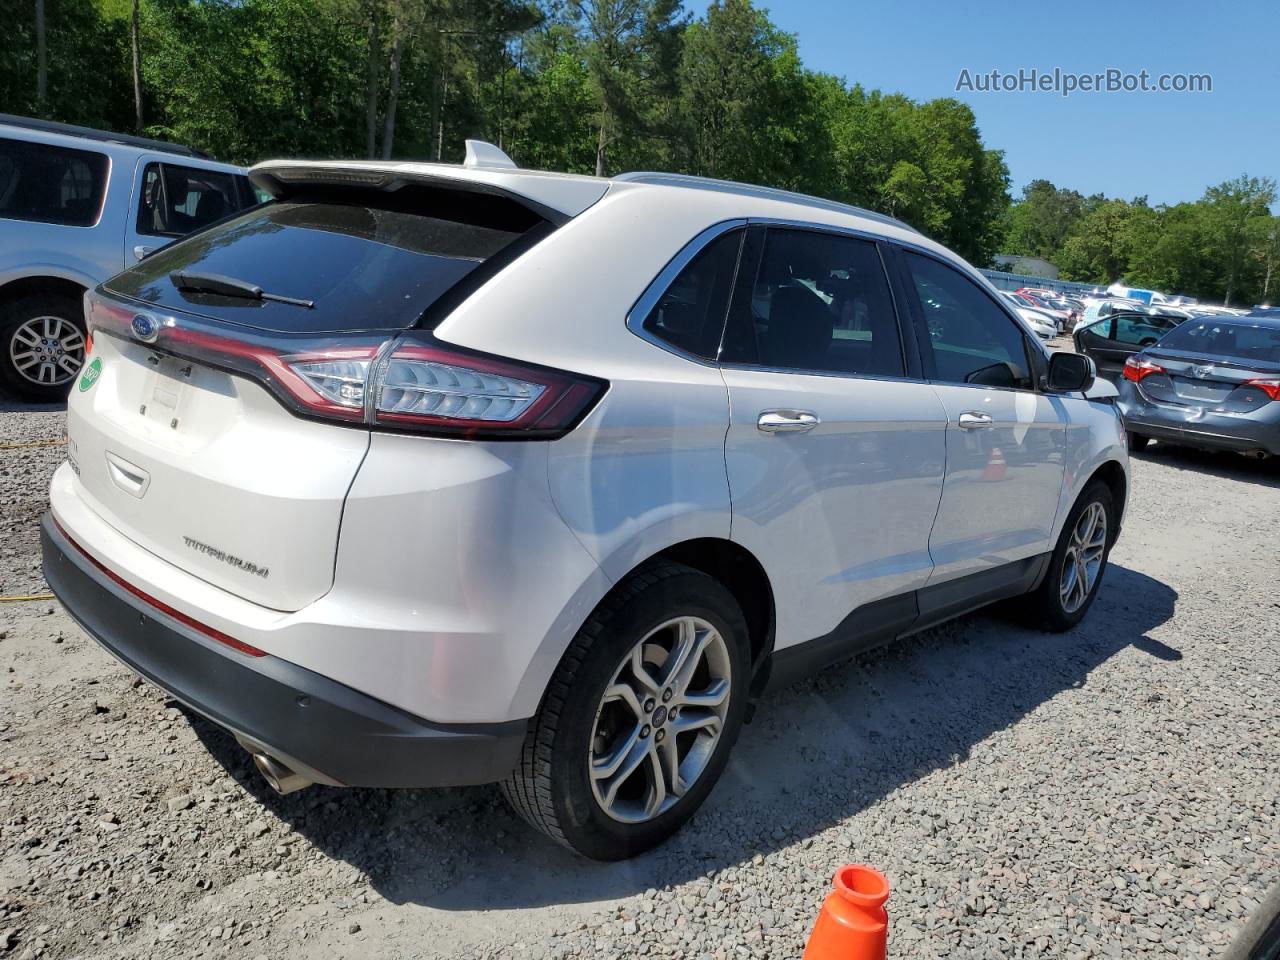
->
[1073,310,1184,379]
[1118,315,1280,456]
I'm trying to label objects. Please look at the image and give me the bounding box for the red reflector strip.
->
[52,518,267,658]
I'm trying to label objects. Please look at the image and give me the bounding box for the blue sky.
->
[700,0,1279,207]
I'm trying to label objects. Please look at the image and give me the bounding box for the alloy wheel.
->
[588,616,733,824]
[1059,501,1107,614]
[10,315,86,387]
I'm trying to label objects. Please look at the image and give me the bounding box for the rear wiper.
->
[169,271,314,309]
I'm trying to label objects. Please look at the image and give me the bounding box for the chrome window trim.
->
[626,215,932,385]
[624,218,748,367]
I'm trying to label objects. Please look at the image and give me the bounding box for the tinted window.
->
[728,229,903,377]
[1155,320,1280,366]
[640,230,742,360]
[0,137,108,226]
[107,193,541,334]
[137,162,254,237]
[905,252,1032,389]
[1113,313,1177,345]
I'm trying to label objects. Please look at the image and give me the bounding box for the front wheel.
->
[1022,481,1116,632]
[502,563,749,860]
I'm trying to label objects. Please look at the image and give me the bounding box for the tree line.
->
[2,0,1274,304]
[1003,176,1279,306]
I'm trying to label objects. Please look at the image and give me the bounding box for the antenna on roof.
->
[463,140,517,170]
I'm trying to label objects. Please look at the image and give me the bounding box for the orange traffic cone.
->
[981,446,1008,482]
[802,864,890,960]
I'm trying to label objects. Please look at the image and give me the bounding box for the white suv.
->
[43,143,1128,860]
[0,114,256,400]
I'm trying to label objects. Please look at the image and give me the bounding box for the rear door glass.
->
[136,162,256,237]
[106,192,541,334]
[0,136,108,227]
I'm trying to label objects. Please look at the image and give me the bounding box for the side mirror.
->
[1046,351,1095,393]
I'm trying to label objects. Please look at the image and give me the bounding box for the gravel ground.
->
[1,397,1277,960]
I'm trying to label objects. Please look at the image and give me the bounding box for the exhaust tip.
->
[252,751,313,795]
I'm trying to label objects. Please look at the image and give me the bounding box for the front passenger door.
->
[898,249,1067,586]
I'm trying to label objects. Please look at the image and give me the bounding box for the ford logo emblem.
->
[131,314,158,343]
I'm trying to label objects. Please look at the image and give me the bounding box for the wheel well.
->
[1089,460,1127,525]
[0,276,88,313]
[647,538,775,682]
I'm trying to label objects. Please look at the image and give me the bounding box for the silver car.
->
[1119,314,1280,456]
[0,114,256,400]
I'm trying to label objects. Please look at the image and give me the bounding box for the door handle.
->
[757,409,820,434]
[957,412,994,430]
[133,245,156,261]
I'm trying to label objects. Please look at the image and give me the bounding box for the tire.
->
[0,293,88,402]
[1127,432,1151,451]
[502,562,750,860]
[1022,480,1116,632]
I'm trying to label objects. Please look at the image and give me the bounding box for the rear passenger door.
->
[720,226,948,659]
[895,248,1067,585]
[124,158,256,265]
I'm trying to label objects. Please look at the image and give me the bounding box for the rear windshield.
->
[0,136,109,227]
[1155,319,1280,367]
[106,188,545,333]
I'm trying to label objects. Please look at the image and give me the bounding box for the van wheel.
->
[0,294,87,402]
[502,563,749,860]
[1127,432,1151,451]
[1022,481,1116,632]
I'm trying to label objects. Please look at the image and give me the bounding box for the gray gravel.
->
[1,400,1277,960]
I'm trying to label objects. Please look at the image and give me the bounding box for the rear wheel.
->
[0,294,87,402]
[1127,431,1151,451]
[502,563,749,860]
[1022,481,1116,632]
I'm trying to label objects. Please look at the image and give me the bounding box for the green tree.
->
[1003,179,1087,260]
[1200,175,1276,306]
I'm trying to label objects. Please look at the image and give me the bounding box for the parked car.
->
[1074,310,1184,379]
[1119,315,1280,456]
[0,114,257,400]
[1013,305,1057,340]
[42,143,1129,860]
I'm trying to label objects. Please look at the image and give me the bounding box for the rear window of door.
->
[722,228,905,378]
[136,162,256,237]
[106,187,548,334]
[903,251,1033,390]
[0,136,109,227]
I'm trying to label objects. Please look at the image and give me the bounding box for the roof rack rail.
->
[613,171,918,233]
[0,113,214,160]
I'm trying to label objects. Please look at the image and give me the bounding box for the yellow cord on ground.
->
[0,594,55,603]
[0,439,67,450]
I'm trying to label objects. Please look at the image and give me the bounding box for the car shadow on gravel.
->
[1130,442,1280,488]
[185,562,1177,913]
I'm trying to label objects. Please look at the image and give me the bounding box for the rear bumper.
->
[41,513,527,788]
[1118,384,1280,455]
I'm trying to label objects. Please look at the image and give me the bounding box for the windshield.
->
[1154,318,1280,366]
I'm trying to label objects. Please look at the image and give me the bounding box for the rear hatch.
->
[70,172,586,611]
[1138,317,1280,414]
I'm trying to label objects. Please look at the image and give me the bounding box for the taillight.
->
[85,291,605,439]
[1242,378,1280,401]
[368,339,605,438]
[1123,356,1166,383]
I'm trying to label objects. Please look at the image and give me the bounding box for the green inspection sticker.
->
[78,356,102,392]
